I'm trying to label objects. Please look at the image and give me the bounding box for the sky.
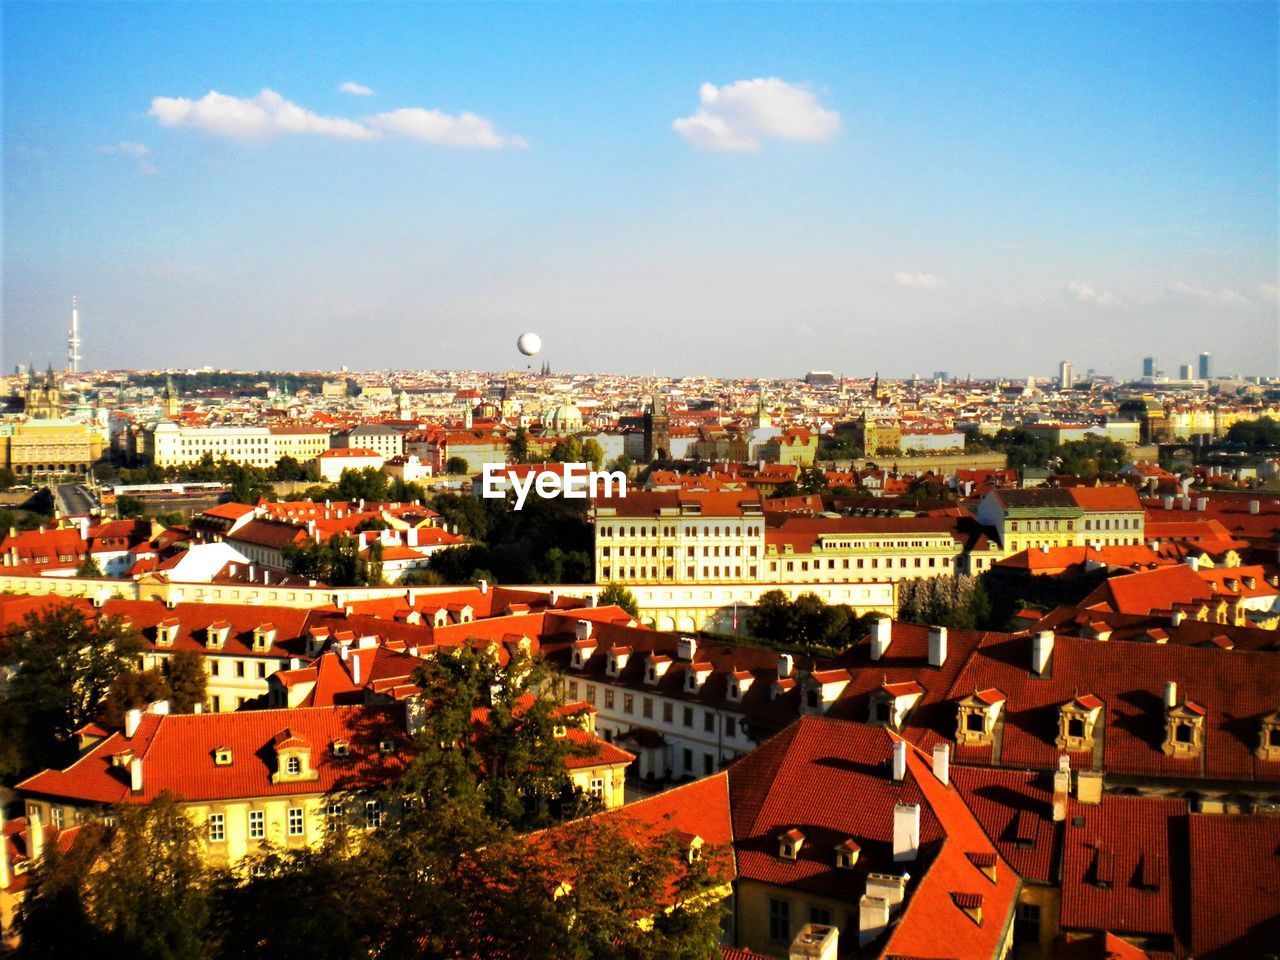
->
[3,1,1277,379]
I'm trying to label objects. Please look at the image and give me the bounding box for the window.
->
[623,693,634,714]
[588,777,605,799]
[808,906,832,926]
[585,684,596,705]
[325,800,344,822]
[567,681,578,700]
[249,809,265,839]
[604,689,615,710]
[643,697,653,719]
[725,716,737,738]
[768,897,791,943]
[287,807,305,836]
[235,660,246,678]
[1176,723,1194,744]
[966,713,985,733]
[208,813,225,843]
[703,753,714,775]
[50,807,64,829]
[286,755,302,775]
[1015,902,1041,944]
[663,702,674,723]
[365,799,384,829]
[682,748,693,773]
[704,711,715,733]
[683,706,694,728]
[1068,718,1085,739]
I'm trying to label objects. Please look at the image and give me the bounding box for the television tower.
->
[67,296,82,374]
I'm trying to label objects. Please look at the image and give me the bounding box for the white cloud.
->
[673,78,840,151]
[149,88,526,149]
[367,108,528,149]
[1166,280,1253,308]
[99,141,156,174]
[1259,283,1278,305]
[894,271,945,289]
[339,81,374,96]
[149,88,378,140]
[1065,281,1120,306]
[98,141,150,158]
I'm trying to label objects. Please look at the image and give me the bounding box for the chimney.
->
[28,812,44,862]
[248,563,256,580]
[148,699,170,716]
[893,803,920,861]
[1250,500,1261,515]
[1180,496,1191,511]
[1163,495,1174,510]
[575,619,593,641]
[1165,680,1177,708]
[548,588,559,605]
[1171,609,1186,626]
[677,636,698,661]
[788,923,839,960]
[0,814,9,889]
[1185,556,1200,571]
[858,896,890,947]
[777,653,794,680]
[351,654,361,685]
[130,756,144,794]
[932,743,950,786]
[1032,631,1054,676]
[870,618,892,661]
[1196,497,1208,511]
[928,626,948,667]
[1052,755,1071,821]
[125,708,142,738]
[477,578,489,595]
[892,740,907,782]
[1077,769,1104,805]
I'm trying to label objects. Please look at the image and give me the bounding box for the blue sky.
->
[3,1,1277,377]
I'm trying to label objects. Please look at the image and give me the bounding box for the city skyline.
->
[3,2,1277,376]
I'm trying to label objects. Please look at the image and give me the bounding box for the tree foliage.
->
[748,589,869,653]
[599,582,641,618]
[1227,416,1280,447]
[896,575,992,630]
[283,534,384,587]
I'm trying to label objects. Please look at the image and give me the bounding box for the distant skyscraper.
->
[1179,363,1194,380]
[1198,352,1212,380]
[1142,356,1157,378]
[66,296,82,374]
[1058,360,1074,390]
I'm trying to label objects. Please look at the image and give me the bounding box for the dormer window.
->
[779,828,805,860]
[606,647,631,677]
[867,680,923,729]
[155,618,179,647]
[379,738,396,754]
[956,689,1005,746]
[1163,699,1206,758]
[332,739,351,757]
[835,839,861,870]
[1056,695,1103,751]
[252,623,276,652]
[552,724,568,739]
[687,835,703,864]
[685,663,712,693]
[214,747,233,766]
[645,655,671,686]
[205,620,231,650]
[1256,711,1280,761]
[271,729,318,783]
[727,670,753,702]
[571,641,596,669]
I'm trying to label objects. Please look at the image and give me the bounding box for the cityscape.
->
[2,3,1278,960]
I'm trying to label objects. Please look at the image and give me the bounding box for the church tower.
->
[753,390,772,429]
[162,375,181,419]
[643,394,670,462]
[24,364,62,419]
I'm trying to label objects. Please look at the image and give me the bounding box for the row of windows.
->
[599,525,761,538]
[207,800,384,842]
[778,555,951,572]
[571,681,740,739]
[768,897,838,943]
[598,565,756,581]
[207,658,274,680]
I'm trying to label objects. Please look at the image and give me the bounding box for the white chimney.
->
[125,708,142,738]
[548,588,559,605]
[575,620,593,641]
[788,923,839,960]
[777,653,794,680]
[1185,556,1200,571]
[148,699,169,716]
[1032,631,1054,676]
[893,802,920,861]
[928,626,947,667]
[1250,500,1261,515]
[1052,755,1070,822]
[130,756,144,794]
[28,813,44,862]
[858,896,890,947]
[677,636,698,661]
[870,618,892,661]
[478,578,489,594]
[1165,680,1177,708]
[1171,610,1186,626]
[351,654,361,685]
[932,743,950,786]
[1180,496,1191,510]
[892,740,906,782]
[1162,495,1175,510]
[1196,497,1208,511]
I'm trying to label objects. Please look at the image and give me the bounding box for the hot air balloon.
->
[516,332,542,357]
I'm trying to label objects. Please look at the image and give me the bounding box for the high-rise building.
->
[1179,364,1194,380]
[1058,360,1074,390]
[1199,352,1213,380]
[1142,356,1157,378]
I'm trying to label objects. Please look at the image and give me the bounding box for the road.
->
[55,482,98,516]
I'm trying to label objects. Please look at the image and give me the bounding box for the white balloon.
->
[516,332,542,356]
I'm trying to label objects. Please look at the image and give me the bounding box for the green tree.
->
[165,650,209,713]
[445,456,470,475]
[749,589,794,644]
[598,582,640,618]
[15,822,106,959]
[606,453,633,475]
[272,455,307,481]
[76,554,105,577]
[116,495,145,519]
[581,439,605,471]
[99,667,171,729]
[548,438,584,464]
[1227,416,1280,447]
[1,607,144,772]
[86,795,213,960]
[509,426,529,464]
[0,466,17,490]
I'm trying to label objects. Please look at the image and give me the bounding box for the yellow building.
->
[977,486,1145,554]
[143,421,335,469]
[0,418,105,476]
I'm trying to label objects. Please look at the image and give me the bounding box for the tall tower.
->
[66,296,82,374]
[1058,360,1074,390]
[1198,352,1213,380]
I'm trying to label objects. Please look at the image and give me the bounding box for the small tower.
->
[644,394,670,462]
[753,390,772,430]
[162,375,181,419]
[67,296,82,374]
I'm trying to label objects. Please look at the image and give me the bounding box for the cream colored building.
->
[142,421,339,469]
[0,418,105,476]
